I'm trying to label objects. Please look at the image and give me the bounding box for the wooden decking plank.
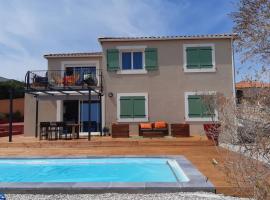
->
[0,135,253,197]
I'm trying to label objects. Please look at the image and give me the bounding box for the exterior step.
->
[0,139,214,148]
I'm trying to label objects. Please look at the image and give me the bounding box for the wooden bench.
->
[171,123,190,137]
[111,124,129,138]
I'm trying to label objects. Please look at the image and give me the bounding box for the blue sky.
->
[0,0,247,81]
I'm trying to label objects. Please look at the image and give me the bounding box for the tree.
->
[231,0,270,65]
[0,80,24,99]
[201,89,270,199]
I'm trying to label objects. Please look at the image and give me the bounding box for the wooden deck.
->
[0,135,251,197]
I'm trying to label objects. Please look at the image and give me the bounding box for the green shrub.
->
[0,80,24,99]
[0,113,5,120]
[5,111,23,122]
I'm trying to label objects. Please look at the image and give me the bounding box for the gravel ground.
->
[5,192,250,200]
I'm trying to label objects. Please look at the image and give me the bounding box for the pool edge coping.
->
[0,155,215,193]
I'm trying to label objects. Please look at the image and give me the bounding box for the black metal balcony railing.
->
[25,69,103,91]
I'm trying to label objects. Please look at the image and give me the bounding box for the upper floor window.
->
[183,44,216,73]
[65,66,96,84]
[106,47,158,73]
[121,51,143,70]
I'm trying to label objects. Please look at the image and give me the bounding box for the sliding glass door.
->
[79,101,101,133]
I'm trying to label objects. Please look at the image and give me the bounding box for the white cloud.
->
[0,0,234,80]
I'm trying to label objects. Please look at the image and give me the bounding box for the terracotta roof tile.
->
[99,33,237,42]
[236,81,270,89]
[44,52,102,58]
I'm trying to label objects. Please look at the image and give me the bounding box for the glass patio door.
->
[79,101,101,133]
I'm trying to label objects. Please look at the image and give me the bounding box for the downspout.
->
[231,38,236,98]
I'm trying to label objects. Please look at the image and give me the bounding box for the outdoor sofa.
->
[139,121,169,137]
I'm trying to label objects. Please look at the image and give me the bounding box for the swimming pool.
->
[0,158,189,183]
[0,156,215,193]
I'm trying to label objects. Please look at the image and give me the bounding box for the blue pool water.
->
[0,158,189,183]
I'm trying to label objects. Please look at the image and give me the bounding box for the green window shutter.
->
[107,49,119,71]
[120,97,133,118]
[199,47,213,68]
[186,47,200,69]
[201,95,215,117]
[188,95,202,117]
[133,96,146,118]
[145,48,158,70]
[188,95,215,118]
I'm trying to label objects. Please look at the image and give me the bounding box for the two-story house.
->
[24,34,236,137]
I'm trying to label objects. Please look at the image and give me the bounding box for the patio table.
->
[66,123,80,139]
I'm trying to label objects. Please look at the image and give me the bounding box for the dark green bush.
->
[5,111,24,122]
[0,113,5,120]
[0,80,24,99]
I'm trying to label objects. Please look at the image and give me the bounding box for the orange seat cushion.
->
[140,123,152,129]
[154,121,166,129]
[63,76,75,84]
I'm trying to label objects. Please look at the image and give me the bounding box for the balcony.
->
[25,69,103,93]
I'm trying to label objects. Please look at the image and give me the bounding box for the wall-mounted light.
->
[108,92,113,97]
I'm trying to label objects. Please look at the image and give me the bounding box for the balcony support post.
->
[88,87,91,141]
[8,89,13,142]
[35,97,39,138]
[99,93,102,136]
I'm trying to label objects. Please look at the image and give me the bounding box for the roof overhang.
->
[44,52,103,59]
[25,88,102,100]
[98,34,238,43]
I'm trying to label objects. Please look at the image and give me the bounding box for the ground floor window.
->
[185,91,217,121]
[117,93,148,122]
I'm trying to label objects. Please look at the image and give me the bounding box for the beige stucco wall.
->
[24,56,102,137]
[24,94,57,136]
[101,39,234,135]
[47,57,102,71]
[0,98,24,116]
[24,38,234,136]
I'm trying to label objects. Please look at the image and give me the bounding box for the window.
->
[121,51,143,70]
[122,52,132,70]
[185,92,218,121]
[65,66,97,85]
[117,93,148,122]
[107,47,158,73]
[133,52,143,69]
[183,44,215,72]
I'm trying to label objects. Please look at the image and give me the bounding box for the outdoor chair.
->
[32,74,48,87]
[63,74,80,86]
[40,122,50,140]
[52,74,63,86]
[57,122,72,140]
[48,122,59,140]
